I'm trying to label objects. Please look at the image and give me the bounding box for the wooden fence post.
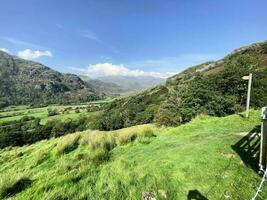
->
[260,107,267,168]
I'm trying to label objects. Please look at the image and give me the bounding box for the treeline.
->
[96,42,267,130]
[0,114,100,148]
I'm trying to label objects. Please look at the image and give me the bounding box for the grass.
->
[0,110,266,199]
[0,103,103,124]
[0,174,31,199]
[55,133,81,156]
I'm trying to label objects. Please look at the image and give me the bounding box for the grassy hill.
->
[97,40,267,130]
[0,110,264,199]
[0,51,104,108]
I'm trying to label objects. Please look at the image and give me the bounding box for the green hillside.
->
[97,40,267,130]
[0,51,104,108]
[0,110,264,199]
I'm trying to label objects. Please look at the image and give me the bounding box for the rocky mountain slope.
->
[79,75,126,98]
[0,51,103,107]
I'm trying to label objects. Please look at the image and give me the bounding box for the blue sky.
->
[0,0,266,78]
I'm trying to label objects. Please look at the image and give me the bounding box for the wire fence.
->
[251,167,267,200]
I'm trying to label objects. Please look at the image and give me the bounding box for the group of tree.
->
[0,114,100,148]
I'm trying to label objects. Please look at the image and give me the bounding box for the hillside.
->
[0,51,104,108]
[79,75,126,98]
[97,40,267,130]
[0,110,264,199]
[97,75,165,91]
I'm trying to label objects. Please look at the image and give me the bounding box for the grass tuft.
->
[33,150,49,166]
[116,131,137,146]
[56,133,81,155]
[88,148,109,164]
[0,174,31,198]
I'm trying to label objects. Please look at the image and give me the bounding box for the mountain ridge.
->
[0,51,104,107]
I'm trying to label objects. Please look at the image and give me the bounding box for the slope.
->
[79,75,126,98]
[97,40,267,130]
[0,51,103,107]
[0,110,265,199]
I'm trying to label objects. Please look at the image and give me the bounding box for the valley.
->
[1,40,267,199]
[0,3,266,197]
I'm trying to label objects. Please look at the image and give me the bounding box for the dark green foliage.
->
[176,75,238,122]
[98,85,168,130]
[0,114,101,148]
[250,70,267,107]
[47,108,59,116]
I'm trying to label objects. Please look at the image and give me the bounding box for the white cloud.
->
[17,49,53,60]
[73,63,176,78]
[0,48,10,53]
[70,53,223,79]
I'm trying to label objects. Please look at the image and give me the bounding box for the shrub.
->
[47,108,58,116]
[0,174,31,198]
[154,108,179,127]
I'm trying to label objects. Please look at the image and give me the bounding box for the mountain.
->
[79,75,125,98]
[97,40,267,130]
[97,75,165,91]
[0,51,103,107]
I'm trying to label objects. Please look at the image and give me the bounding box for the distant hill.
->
[98,40,267,130]
[0,51,103,107]
[79,75,125,98]
[97,75,165,91]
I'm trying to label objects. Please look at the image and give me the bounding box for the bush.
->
[47,108,58,116]
[154,108,179,127]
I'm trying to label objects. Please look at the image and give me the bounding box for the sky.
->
[0,0,267,78]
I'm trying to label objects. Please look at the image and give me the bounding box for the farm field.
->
[0,110,265,199]
[0,100,111,124]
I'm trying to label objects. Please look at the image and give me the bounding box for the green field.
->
[0,101,108,124]
[0,110,265,199]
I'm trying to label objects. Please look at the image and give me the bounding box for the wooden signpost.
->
[242,73,252,118]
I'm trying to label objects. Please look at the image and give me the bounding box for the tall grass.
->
[56,133,81,155]
[0,174,31,199]
[78,125,155,163]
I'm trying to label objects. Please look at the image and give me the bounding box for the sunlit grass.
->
[0,110,265,199]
